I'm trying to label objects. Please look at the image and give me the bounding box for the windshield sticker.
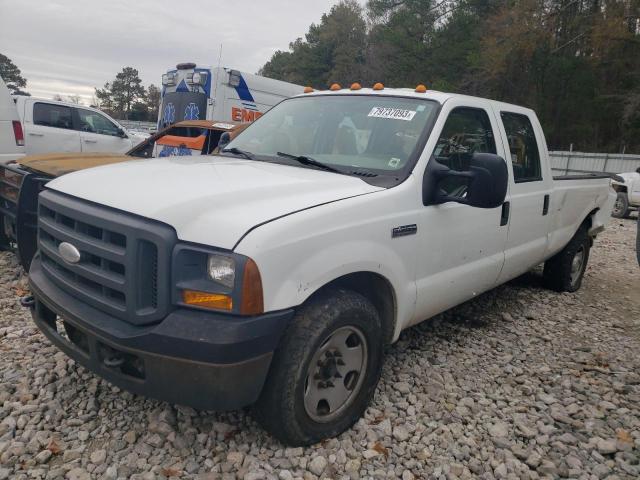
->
[388,157,401,168]
[212,122,236,130]
[368,107,417,121]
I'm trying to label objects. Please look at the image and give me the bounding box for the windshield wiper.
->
[276,152,342,174]
[222,147,254,159]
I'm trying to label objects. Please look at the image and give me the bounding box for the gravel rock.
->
[0,220,638,479]
[308,456,327,476]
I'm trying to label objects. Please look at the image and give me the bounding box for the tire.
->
[543,227,590,292]
[0,214,11,252]
[612,192,629,218]
[253,288,384,446]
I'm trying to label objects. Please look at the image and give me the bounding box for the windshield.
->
[224,95,437,181]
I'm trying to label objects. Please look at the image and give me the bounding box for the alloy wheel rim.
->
[304,326,368,423]
[613,199,623,216]
[570,246,585,287]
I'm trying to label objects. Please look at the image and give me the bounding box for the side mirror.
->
[423,153,508,209]
[217,131,232,151]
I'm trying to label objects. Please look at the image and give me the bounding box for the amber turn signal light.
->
[182,290,233,311]
[240,258,264,315]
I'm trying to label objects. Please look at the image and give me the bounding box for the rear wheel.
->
[253,288,384,446]
[612,192,629,218]
[543,227,590,292]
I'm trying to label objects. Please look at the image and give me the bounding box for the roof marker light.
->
[373,82,384,91]
[350,82,362,91]
[303,86,314,93]
[329,83,341,91]
[415,84,428,93]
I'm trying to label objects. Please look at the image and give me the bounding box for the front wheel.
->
[543,227,590,292]
[253,288,384,446]
[612,192,629,218]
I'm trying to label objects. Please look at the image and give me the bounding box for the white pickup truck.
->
[611,168,640,218]
[27,86,615,445]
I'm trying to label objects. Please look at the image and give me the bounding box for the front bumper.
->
[29,256,293,410]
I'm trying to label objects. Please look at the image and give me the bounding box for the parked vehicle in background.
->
[12,96,147,156]
[27,86,615,445]
[0,120,243,270]
[611,168,640,218]
[158,63,303,129]
[0,77,25,165]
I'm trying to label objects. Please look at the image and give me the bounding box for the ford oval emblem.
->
[58,242,81,264]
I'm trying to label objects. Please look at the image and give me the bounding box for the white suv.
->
[13,96,146,156]
[0,77,25,164]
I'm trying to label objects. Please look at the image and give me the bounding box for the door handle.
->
[542,194,550,216]
[28,132,44,137]
[500,201,510,226]
[83,139,98,143]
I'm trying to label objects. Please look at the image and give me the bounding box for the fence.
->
[119,120,157,133]
[549,151,640,175]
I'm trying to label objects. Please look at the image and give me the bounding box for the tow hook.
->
[20,295,35,309]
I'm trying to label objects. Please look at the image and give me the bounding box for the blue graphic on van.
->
[159,145,193,157]
[176,80,190,93]
[184,103,200,120]
[162,103,176,124]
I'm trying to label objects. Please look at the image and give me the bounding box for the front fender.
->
[234,181,421,339]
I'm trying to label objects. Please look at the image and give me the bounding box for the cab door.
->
[495,109,552,283]
[25,101,81,155]
[76,108,132,153]
[412,100,510,324]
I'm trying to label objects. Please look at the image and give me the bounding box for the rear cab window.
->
[33,103,73,130]
[500,112,542,183]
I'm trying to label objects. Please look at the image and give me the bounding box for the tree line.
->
[0,54,159,122]
[260,0,640,153]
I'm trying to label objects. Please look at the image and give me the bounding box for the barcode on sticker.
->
[368,107,417,121]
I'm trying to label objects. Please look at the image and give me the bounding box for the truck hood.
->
[19,152,130,177]
[47,156,383,249]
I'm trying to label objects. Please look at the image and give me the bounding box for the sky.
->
[0,0,362,104]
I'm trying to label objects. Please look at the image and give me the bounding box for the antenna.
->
[216,43,223,70]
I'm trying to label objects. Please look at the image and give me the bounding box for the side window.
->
[77,109,121,137]
[433,107,496,196]
[33,103,73,129]
[501,112,541,183]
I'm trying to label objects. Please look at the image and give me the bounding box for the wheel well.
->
[313,272,396,345]
[612,184,627,194]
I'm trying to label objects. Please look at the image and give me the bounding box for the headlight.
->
[207,254,235,288]
[174,245,263,315]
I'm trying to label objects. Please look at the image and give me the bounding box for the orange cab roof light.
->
[372,82,384,91]
[303,86,314,93]
[350,82,362,91]
[415,84,428,93]
[329,83,341,91]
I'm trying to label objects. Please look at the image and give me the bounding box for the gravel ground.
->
[0,217,639,480]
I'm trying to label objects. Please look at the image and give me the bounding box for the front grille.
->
[38,190,176,325]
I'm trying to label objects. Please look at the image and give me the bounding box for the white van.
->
[0,77,25,164]
[158,63,303,129]
[13,96,146,156]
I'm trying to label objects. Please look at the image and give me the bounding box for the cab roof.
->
[298,87,535,116]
